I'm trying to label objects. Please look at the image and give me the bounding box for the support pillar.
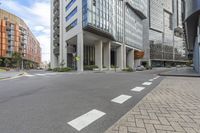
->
[95,40,103,71]
[123,45,127,68]
[77,33,84,71]
[117,45,123,69]
[103,41,111,70]
[134,59,141,68]
[127,49,134,69]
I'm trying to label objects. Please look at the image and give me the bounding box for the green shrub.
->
[47,68,52,71]
[84,65,98,70]
[122,67,134,72]
[111,65,118,68]
[52,67,72,72]
[0,67,10,71]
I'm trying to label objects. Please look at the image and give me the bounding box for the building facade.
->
[51,0,148,71]
[184,0,200,73]
[0,9,41,67]
[149,0,187,67]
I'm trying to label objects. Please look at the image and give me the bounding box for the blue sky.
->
[0,0,50,62]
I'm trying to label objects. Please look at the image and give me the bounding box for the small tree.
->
[12,52,22,69]
[4,58,11,67]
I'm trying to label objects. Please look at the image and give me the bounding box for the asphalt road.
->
[0,69,166,133]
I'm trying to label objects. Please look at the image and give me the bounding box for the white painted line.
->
[24,75,35,77]
[111,95,132,104]
[131,87,145,92]
[45,73,57,75]
[35,74,47,76]
[142,82,152,86]
[68,109,105,131]
[153,76,160,80]
[149,79,154,82]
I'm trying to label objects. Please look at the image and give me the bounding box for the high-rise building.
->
[184,0,200,73]
[51,0,148,71]
[0,9,41,67]
[149,0,187,67]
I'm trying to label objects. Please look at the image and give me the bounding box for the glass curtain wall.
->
[114,0,123,42]
[125,6,143,49]
[82,0,114,35]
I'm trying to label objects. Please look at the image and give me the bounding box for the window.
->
[164,11,173,30]
[66,0,76,11]
[66,19,78,32]
[66,7,77,22]
[93,0,96,6]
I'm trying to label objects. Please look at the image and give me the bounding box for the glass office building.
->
[51,0,148,71]
[149,0,187,67]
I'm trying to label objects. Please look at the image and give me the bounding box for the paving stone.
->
[128,127,146,133]
[105,77,200,133]
[148,112,158,120]
[145,124,156,133]
[135,114,150,119]
[119,126,128,133]
[158,117,170,125]
[135,119,145,128]
[170,122,185,132]
[154,125,174,131]
[143,119,160,125]
[183,127,197,133]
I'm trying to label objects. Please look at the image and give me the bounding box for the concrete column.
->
[63,43,68,67]
[117,45,123,69]
[103,41,111,70]
[77,33,84,71]
[123,45,127,68]
[58,0,68,67]
[127,49,134,69]
[95,40,103,71]
[134,59,141,68]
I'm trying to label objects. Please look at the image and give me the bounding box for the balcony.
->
[54,20,59,27]
[53,38,59,45]
[53,0,59,7]
[54,28,59,36]
[54,16,59,22]
[53,46,60,56]
[54,10,59,17]
[53,25,59,30]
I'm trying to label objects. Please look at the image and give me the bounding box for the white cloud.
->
[34,26,45,32]
[0,0,51,63]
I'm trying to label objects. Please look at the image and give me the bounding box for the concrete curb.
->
[159,69,200,78]
[0,72,27,81]
[159,73,200,78]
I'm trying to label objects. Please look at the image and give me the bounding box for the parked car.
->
[136,65,145,71]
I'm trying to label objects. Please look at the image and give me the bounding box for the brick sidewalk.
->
[105,77,200,133]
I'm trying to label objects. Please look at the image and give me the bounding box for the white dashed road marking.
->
[142,82,152,86]
[153,76,160,80]
[45,73,58,75]
[24,75,35,77]
[111,95,132,104]
[68,109,106,131]
[35,74,47,76]
[131,87,145,92]
[149,79,154,82]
